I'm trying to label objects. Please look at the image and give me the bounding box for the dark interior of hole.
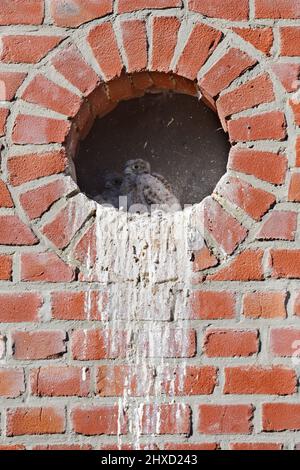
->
[75,92,230,206]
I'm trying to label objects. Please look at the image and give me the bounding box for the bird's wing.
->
[140,175,179,207]
[152,172,173,193]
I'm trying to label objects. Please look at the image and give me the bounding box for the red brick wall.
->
[0,0,300,450]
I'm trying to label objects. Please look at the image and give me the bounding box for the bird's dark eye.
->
[134,165,139,169]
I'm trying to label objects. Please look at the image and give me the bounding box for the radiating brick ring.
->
[2,8,297,276]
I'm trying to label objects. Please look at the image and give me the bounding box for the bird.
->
[94,170,123,208]
[121,159,181,213]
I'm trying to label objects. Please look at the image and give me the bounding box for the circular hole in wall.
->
[75,92,230,208]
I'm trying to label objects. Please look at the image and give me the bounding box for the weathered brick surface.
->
[50,0,113,27]
[0,35,63,63]
[204,329,259,357]
[121,20,148,73]
[228,149,287,185]
[0,0,299,451]
[8,151,68,186]
[233,27,273,55]
[175,23,222,80]
[189,0,249,20]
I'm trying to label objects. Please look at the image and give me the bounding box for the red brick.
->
[217,74,275,125]
[20,178,76,220]
[295,293,300,316]
[270,328,300,357]
[12,114,70,145]
[224,366,296,395]
[0,35,63,63]
[173,75,198,96]
[51,291,107,320]
[216,176,275,221]
[88,85,115,118]
[22,74,81,117]
[0,215,37,245]
[30,366,90,397]
[140,404,191,435]
[192,245,218,271]
[52,45,99,96]
[270,250,300,279]
[199,49,256,98]
[294,136,300,165]
[7,407,65,436]
[288,174,300,202]
[72,406,127,435]
[20,252,75,282]
[230,443,283,450]
[0,72,26,100]
[0,369,24,398]
[0,107,9,136]
[131,72,154,91]
[121,20,147,73]
[118,0,181,13]
[150,17,180,73]
[0,0,44,25]
[96,365,155,397]
[290,99,300,126]
[280,28,300,56]
[208,250,264,281]
[160,365,217,396]
[228,148,287,185]
[272,62,300,92]
[164,443,219,450]
[42,196,93,249]
[204,198,247,255]
[0,293,42,322]
[255,0,300,19]
[233,27,273,55]
[0,445,25,450]
[0,254,12,281]
[71,329,129,360]
[190,291,236,320]
[12,330,66,360]
[199,405,253,434]
[50,0,112,27]
[149,72,175,91]
[176,23,222,80]
[138,328,196,358]
[8,150,67,186]
[190,0,249,19]
[0,181,13,208]
[73,100,94,139]
[263,404,300,431]
[228,111,287,143]
[88,23,123,81]
[107,75,136,102]
[204,329,258,357]
[257,211,297,241]
[243,292,287,319]
[73,224,97,268]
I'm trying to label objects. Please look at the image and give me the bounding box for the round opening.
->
[75,91,230,208]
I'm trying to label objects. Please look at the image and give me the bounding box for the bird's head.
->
[124,159,151,176]
[103,171,123,190]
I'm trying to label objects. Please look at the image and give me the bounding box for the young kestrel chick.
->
[121,159,181,212]
[94,170,123,208]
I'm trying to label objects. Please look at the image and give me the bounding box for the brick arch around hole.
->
[4,17,290,277]
[1,3,300,449]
